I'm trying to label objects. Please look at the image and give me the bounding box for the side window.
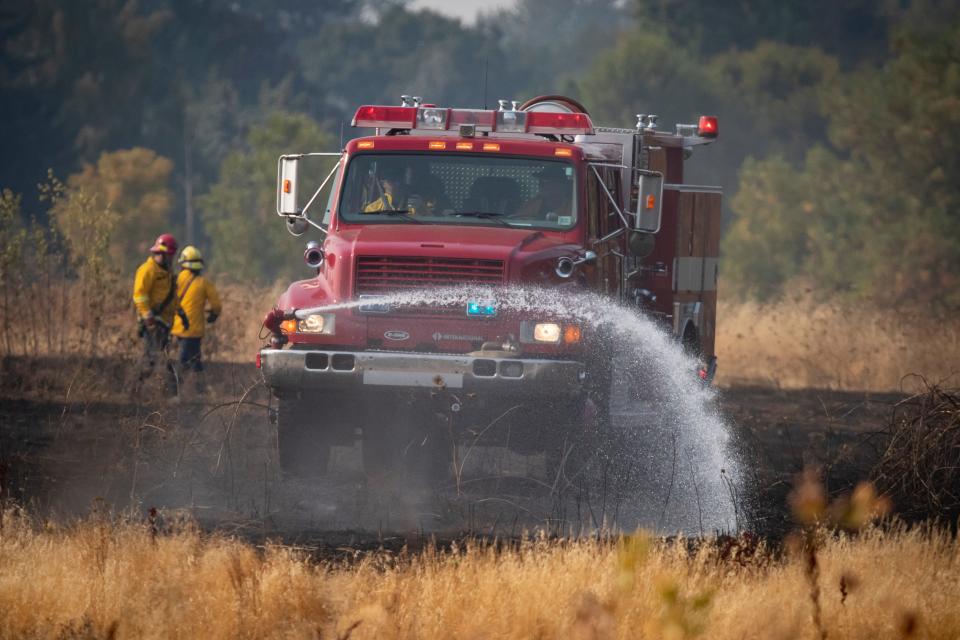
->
[322,164,343,226]
[587,170,600,240]
[597,167,623,237]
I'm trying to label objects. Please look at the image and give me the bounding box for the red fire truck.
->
[259,95,720,478]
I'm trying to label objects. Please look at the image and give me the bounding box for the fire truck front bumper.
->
[259,349,586,397]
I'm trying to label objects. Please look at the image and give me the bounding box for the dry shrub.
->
[202,280,286,363]
[871,382,960,524]
[1,508,959,639]
[716,294,960,392]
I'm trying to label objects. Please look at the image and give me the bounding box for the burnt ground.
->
[0,356,902,545]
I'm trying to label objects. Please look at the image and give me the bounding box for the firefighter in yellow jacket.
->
[132,233,186,396]
[171,246,222,393]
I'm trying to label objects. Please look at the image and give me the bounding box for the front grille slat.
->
[358,270,503,279]
[355,256,505,316]
[355,256,505,295]
[358,260,504,272]
[357,272,503,282]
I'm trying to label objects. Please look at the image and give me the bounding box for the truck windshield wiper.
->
[451,211,514,226]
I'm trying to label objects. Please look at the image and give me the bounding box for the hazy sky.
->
[408,0,518,23]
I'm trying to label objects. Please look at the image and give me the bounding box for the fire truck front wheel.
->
[359,393,450,488]
[276,395,351,478]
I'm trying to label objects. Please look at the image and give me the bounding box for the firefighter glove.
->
[143,315,156,330]
[177,308,190,331]
[206,311,219,324]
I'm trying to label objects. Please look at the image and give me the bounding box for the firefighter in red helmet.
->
[132,233,188,397]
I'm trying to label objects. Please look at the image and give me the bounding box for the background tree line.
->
[1,0,958,309]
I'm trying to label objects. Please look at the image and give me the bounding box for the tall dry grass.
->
[715,296,960,392]
[0,508,955,639]
[0,278,280,363]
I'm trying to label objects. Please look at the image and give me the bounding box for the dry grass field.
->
[3,281,958,639]
[0,508,953,639]
[715,296,960,392]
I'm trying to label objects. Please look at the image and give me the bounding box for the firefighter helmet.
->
[150,233,178,256]
[179,245,204,271]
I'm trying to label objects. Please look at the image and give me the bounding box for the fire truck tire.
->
[276,396,337,478]
[360,397,450,488]
[681,322,701,358]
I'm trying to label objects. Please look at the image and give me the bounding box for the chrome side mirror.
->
[286,216,309,237]
[635,170,663,233]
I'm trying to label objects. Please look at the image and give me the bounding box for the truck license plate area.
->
[362,371,464,389]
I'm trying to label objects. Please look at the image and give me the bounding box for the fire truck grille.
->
[355,256,505,294]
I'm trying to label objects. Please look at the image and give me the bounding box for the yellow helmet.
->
[179,245,204,271]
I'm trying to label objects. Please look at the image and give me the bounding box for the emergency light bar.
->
[526,111,593,134]
[351,105,595,135]
[352,106,417,129]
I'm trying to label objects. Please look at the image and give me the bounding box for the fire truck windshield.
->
[337,153,577,230]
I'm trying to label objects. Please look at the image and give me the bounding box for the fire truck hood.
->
[338,224,575,262]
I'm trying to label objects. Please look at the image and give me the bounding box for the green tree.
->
[0,0,172,184]
[480,0,626,99]
[298,5,520,113]
[630,0,892,63]
[708,43,840,164]
[723,18,960,308]
[61,148,175,271]
[579,30,713,127]
[199,112,335,283]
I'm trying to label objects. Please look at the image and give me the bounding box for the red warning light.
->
[697,115,719,138]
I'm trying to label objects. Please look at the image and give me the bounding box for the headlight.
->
[533,322,561,343]
[520,321,580,344]
[296,313,336,334]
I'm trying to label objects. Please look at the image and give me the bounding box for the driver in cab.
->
[516,163,573,221]
[363,163,441,215]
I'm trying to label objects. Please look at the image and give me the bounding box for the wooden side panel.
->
[699,193,721,257]
[647,147,667,174]
[691,193,709,256]
[676,192,695,258]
